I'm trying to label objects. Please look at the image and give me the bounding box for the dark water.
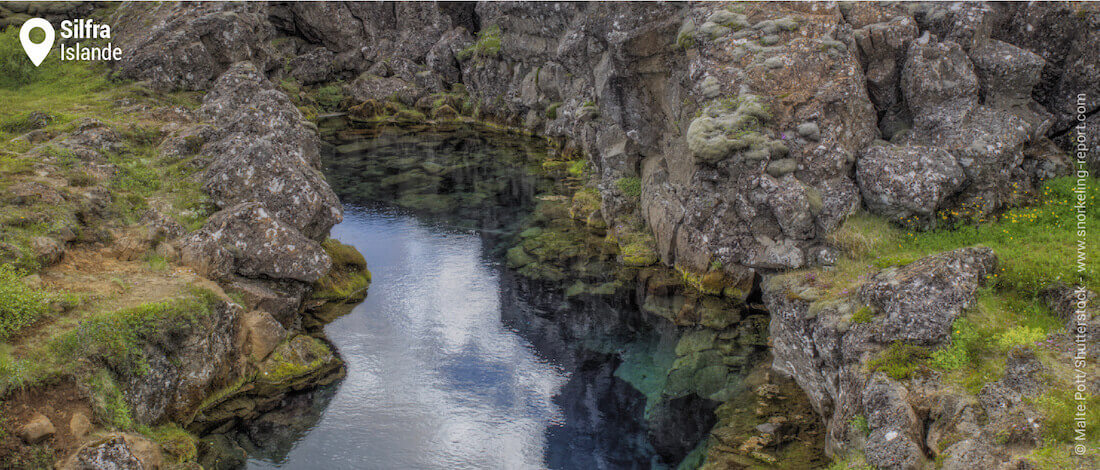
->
[239,125,681,469]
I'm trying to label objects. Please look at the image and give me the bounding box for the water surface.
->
[239,126,669,469]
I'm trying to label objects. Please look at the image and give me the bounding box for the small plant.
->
[850,305,875,324]
[546,102,561,120]
[868,342,929,380]
[457,25,503,61]
[0,263,51,339]
[848,414,870,435]
[616,177,642,199]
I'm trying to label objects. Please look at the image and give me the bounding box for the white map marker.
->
[20,18,55,67]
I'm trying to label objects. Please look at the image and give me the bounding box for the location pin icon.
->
[20,18,55,67]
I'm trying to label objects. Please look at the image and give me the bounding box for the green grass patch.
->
[1032,389,1100,443]
[823,178,1100,297]
[867,342,930,380]
[88,368,134,430]
[458,25,503,61]
[0,264,52,339]
[929,292,1062,392]
[49,289,220,377]
[616,177,642,199]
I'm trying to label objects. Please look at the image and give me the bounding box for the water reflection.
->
[245,207,666,469]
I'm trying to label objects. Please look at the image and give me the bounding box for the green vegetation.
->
[458,25,503,61]
[0,264,52,339]
[88,368,135,430]
[867,342,930,380]
[546,102,562,120]
[848,414,869,436]
[825,178,1100,297]
[50,289,219,377]
[616,177,642,199]
[1033,389,1100,443]
[140,423,198,463]
[312,239,371,302]
[849,305,875,324]
[0,27,38,87]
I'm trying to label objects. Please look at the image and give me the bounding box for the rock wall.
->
[112,1,1097,274]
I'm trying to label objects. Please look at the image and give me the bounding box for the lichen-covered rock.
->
[766,247,997,457]
[288,47,336,85]
[198,62,342,239]
[995,2,1100,134]
[348,74,424,106]
[112,2,274,91]
[122,295,242,425]
[856,144,965,225]
[901,34,979,132]
[860,247,997,345]
[180,202,331,283]
[968,39,1050,136]
[63,434,162,470]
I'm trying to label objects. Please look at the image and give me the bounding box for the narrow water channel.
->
[234,124,687,469]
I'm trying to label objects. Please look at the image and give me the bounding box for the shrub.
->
[0,264,51,339]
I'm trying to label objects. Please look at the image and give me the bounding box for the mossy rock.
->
[256,335,339,392]
[506,246,535,268]
[431,105,459,120]
[676,329,719,356]
[621,241,658,267]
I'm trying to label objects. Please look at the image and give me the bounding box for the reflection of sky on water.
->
[247,207,568,470]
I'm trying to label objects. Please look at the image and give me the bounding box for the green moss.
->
[546,102,562,120]
[312,239,371,302]
[621,241,658,267]
[139,424,198,463]
[868,342,930,380]
[457,25,503,61]
[616,177,642,199]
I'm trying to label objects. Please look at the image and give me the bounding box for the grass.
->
[822,177,1100,298]
[867,342,930,380]
[457,25,503,61]
[49,289,220,377]
[0,288,222,396]
[88,368,134,430]
[616,177,642,199]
